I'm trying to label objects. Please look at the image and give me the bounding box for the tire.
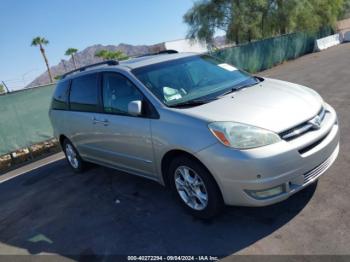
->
[168,156,224,219]
[63,139,85,173]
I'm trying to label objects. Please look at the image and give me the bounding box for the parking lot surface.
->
[0,43,349,259]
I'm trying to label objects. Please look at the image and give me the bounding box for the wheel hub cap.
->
[66,144,79,169]
[174,166,208,211]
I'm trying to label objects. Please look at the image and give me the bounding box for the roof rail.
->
[136,49,178,58]
[61,60,119,79]
[157,50,178,54]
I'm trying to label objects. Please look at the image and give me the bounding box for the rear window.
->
[51,80,70,110]
[69,74,99,112]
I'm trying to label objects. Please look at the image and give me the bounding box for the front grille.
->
[303,146,338,184]
[280,106,327,141]
[298,133,329,155]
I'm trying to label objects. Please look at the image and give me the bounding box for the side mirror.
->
[128,100,142,116]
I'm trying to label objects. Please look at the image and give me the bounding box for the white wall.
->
[315,34,342,51]
[165,39,208,53]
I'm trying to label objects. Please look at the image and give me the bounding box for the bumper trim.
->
[303,143,339,184]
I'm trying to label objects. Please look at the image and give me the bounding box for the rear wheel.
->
[63,139,85,173]
[168,156,224,219]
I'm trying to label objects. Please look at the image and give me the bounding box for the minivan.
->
[49,51,339,218]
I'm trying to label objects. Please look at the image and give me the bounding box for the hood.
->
[182,78,323,133]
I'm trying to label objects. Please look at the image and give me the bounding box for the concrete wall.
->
[315,34,342,51]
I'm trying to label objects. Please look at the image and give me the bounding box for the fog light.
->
[246,185,284,200]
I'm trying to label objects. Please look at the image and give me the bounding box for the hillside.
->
[27,42,165,87]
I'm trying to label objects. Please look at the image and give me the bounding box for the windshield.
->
[132,55,257,107]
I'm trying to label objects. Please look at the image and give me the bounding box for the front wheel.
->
[168,156,224,219]
[63,139,85,173]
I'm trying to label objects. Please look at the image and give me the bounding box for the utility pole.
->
[61,59,68,72]
[1,81,10,93]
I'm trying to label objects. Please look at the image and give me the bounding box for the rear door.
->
[91,72,156,178]
[66,73,101,159]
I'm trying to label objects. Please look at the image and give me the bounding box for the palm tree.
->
[65,48,78,69]
[95,50,109,61]
[95,49,129,61]
[31,37,53,83]
[107,50,129,61]
[54,75,62,81]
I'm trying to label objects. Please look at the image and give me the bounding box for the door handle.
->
[92,117,109,126]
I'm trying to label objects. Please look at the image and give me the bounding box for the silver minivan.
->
[49,52,339,218]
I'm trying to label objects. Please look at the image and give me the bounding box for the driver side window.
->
[102,73,143,115]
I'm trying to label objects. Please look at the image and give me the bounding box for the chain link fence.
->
[0,84,60,172]
[211,28,333,73]
[0,84,56,156]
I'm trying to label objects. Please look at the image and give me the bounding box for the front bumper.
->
[196,104,340,206]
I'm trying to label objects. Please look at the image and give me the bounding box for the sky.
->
[0,0,194,90]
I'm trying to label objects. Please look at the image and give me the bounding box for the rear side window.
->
[69,74,99,112]
[51,80,70,110]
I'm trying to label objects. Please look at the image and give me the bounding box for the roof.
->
[61,52,198,81]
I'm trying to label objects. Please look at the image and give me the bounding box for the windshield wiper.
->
[216,87,241,98]
[168,98,217,108]
[236,81,260,90]
[217,76,262,98]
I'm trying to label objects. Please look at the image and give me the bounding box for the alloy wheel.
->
[174,166,208,210]
[65,143,79,169]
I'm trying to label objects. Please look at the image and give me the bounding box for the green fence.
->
[212,29,333,73]
[0,84,56,155]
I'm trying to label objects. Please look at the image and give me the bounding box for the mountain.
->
[27,42,165,87]
[213,35,226,47]
[27,36,226,87]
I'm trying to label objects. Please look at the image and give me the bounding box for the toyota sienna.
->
[49,51,339,218]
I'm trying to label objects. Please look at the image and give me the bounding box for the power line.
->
[1,81,10,93]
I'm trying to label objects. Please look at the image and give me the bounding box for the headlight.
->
[208,122,281,149]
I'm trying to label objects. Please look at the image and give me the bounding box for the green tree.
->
[272,0,341,34]
[184,0,274,44]
[184,0,345,44]
[106,50,129,61]
[95,50,129,61]
[95,50,109,60]
[0,84,5,94]
[239,0,269,41]
[65,48,78,69]
[312,0,344,28]
[184,0,232,44]
[31,37,53,83]
[340,0,350,18]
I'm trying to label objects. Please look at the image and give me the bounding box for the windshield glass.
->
[132,55,257,107]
